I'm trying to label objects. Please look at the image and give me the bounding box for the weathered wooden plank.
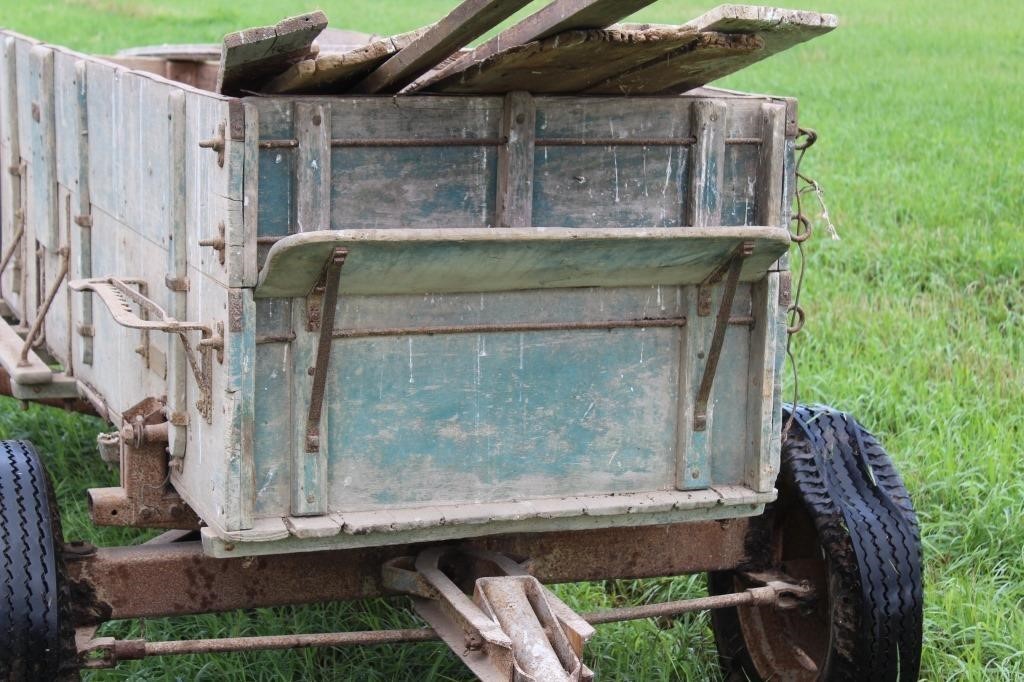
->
[26,45,58,250]
[746,273,781,493]
[324,327,679,510]
[1,37,25,308]
[263,28,427,94]
[352,0,535,94]
[254,227,791,298]
[202,486,772,556]
[239,102,260,287]
[585,6,838,95]
[0,315,51,384]
[429,25,700,94]
[290,295,325,517]
[116,43,219,61]
[322,97,501,229]
[216,11,327,95]
[72,60,93,366]
[294,102,331,232]
[687,99,726,227]
[495,91,535,226]
[756,102,786,227]
[584,31,761,95]
[226,288,256,530]
[166,89,188,461]
[415,0,661,92]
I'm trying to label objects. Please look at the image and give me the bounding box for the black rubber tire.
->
[0,440,78,680]
[708,405,923,681]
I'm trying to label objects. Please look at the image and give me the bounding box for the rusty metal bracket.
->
[304,248,347,452]
[87,396,201,530]
[694,241,754,431]
[383,547,594,681]
[69,276,223,421]
[0,223,25,290]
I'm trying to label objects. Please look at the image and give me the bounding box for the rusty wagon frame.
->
[0,4,925,680]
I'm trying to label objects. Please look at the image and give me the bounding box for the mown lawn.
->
[1,1,1022,679]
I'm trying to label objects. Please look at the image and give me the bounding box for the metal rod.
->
[332,137,507,148]
[18,248,69,365]
[582,589,767,624]
[304,248,347,452]
[332,317,687,340]
[81,584,793,665]
[253,136,757,149]
[536,137,697,147]
[0,223,24,286]
[144,627,439,656]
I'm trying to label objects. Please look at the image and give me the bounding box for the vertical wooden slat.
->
[294,101,331,232]
[2,38,24,302]
[746,273,782,493]
[166,89,188,461]
[742,103,786,492]
[495,91,535,227]
[291,100,332,516]
[28,45,58,251]
[756,102,786,227]
[227,288,256,529]
[686,99,726,228]
[678,98,727,490]
[240,103,261,286]
[73,60,93,366]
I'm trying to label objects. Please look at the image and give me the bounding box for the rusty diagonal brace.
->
[305,247,348,452]
[78,567,813,670]
[0,222,24,296]
[18,247,69,366]
[694,241,754,431]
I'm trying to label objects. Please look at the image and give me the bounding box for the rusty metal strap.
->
[305,247,348,452]
[693,241,754,431]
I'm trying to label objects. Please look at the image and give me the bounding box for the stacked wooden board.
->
[212,2,837,97]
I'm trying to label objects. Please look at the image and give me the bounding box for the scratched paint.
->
[323,328,680,511]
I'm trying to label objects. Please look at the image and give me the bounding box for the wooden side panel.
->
[320,288,682,512]
[532,97,692,228]
[330,98,501,229]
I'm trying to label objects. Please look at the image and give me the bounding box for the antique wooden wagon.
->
[0,3,924,680]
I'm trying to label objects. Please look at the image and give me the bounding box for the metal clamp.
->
[383,547,594,681]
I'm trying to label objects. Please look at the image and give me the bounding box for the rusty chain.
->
[783,126,836,438]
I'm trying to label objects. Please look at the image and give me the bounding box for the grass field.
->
[2,0,1022,679]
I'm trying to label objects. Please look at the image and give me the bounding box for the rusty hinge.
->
[74,214,93,228]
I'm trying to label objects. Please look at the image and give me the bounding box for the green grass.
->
[2,0,1023,679]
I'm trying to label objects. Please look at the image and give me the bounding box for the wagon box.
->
[0,4,925,680]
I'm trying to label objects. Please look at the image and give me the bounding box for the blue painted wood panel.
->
[324,327,679,511]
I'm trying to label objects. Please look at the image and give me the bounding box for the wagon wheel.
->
[0,440,78,680]
[708,405,923,681]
